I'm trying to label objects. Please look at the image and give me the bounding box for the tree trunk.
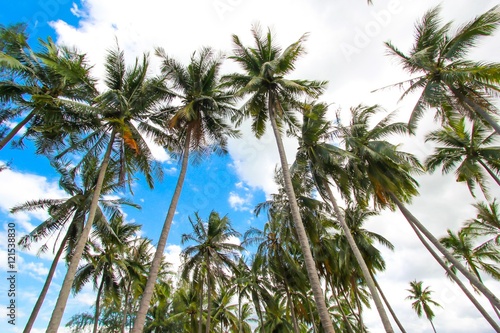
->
[283,279,300,333]
[268,96,336,333]
[46,129,117,333]
[330,285,355,333]
[205,256,212,333]
[407,216,500,332]
[478,159,500,187]
[0,109,36,150]
[389,192,500,311]
[449,86,500,135]
[325,184,394,332]
[121,282,131,333]
[131,128,192,333]
[370,272,407,333]
[198,277,204,333]
[429,319,437,333]
[93,275,106,333]
[23,234,68,333]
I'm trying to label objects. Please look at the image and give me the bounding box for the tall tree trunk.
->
[23,234,68,333]
[198,277,204,333]
[268,96,336,333]
[370,272,407,333]
[325,184,394,333]
[389,192,500,311]
[93,275,106,333]
[131,128,192,333]
[121,282,131,333]
[429,319,437,333]
[205,257,212,333]
[478,159,500,187]
[449,86,500,135]
[0,109,36,150]
[46,129,117,333]
[407,217,500,332]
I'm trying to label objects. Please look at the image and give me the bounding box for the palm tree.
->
[73,217,141,333]
[295,101,396,332]
[12,158,137,333]
[384,6,500,134]
[180,211,243,333]
[46,46,166,332]
[0,24,97,151]
[223,25,335,333]
[464,199,500,248]
[131,47,238,332]
[440,229,500,318]
[425,117,500,198]
[406,280,441,333]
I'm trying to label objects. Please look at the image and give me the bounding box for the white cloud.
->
[228,191,253,212]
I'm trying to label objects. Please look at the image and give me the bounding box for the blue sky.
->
[1,1,500,332]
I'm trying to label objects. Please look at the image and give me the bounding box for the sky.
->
[0,0,500,332]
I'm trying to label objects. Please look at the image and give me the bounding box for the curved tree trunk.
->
[429,319,438,333]
[449,86,500,135]
[389,192,500,311]
[131,128,192,333]
[407,217,500,332]
[268,99,336,333]
[370,272,407,333]
[0,109,36,150]
[93,275,106,333]
[46,129,117,333]
[325,184,394,333]
[23,234,68,333]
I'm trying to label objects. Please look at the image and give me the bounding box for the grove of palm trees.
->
[1,1,499,333]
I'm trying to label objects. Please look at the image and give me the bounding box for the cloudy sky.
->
[1,0,500,332]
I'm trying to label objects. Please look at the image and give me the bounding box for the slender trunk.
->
[0,109,36,150]
[325,184,394,332]
[478,159,500,187]
[93,276,106,333]
[255,293,265,333]
[341,287,363,326]
[429,319,437,333]
[331,285,355,333]
[131,128,192,333]
[370,272,407,333]
[407,216,500,332]
[23,234,68,333]
[46,129,117,333]
[268,96,336,333]
[354,286,365,332]
[389,192,500,310]
[449,86,500,135]
[121,281,131,333]
[283,280,300,333]
[198,277,204,333]
[205,257,212,333]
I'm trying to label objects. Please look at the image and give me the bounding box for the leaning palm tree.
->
[223,25,335,333]
[464,199,500,248]
[406,280,441,333]
[180,211,243,333]
[384,5,500,134]
[295,101,396,332]
[0,24,97,152]
[337,104,500,314]
[425,117,500,199]
[12,158,137,333]
[131,47,239,332]
[46,46,167,332]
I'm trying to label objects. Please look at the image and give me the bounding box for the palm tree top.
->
[406,280,442,321]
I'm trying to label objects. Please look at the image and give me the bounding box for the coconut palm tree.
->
[46,46,167,332]
[425,117,500,198]
[384,5,500,134]
[406,280,441,333]
[12,158,137,333]
[131,47,239,332]
[337,104,500,313]
[73,217,141,333]
[295,101,396,332]
[0,24,97,152]
[464,199,500,248]
[223,24,335,333]
[180,211,243,333]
